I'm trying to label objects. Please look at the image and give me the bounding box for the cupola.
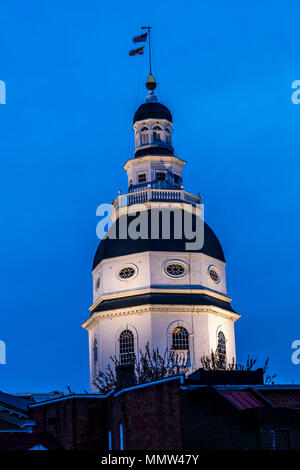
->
[133,74,174,158]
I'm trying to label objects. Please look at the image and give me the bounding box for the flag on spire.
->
[133,32,147,43]
[129,46,144,56]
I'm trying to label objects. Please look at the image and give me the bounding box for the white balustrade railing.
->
[113,188,201,209]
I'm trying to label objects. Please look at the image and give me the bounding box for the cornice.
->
[82,303,241,330]
[123,155,186,170]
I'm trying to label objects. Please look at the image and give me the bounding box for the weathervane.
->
[129,26,157,100]
[141,26,152,75]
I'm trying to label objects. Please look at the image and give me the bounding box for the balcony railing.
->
[113,188,201,209]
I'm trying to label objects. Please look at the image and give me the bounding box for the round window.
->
[118,266,136,280]
[95,276,101,291]
[165,262,187,278]
[208,266,220,284]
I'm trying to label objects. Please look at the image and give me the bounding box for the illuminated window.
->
[172,327,189,351]
[171,326,190,367]
[119,330,135,366]
[217,331,226,369]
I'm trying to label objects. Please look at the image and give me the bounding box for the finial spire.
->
[141,27,157,102]
[145,73,157,102]
[146,73,156,91]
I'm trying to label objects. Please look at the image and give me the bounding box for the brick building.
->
[30,371,300,451]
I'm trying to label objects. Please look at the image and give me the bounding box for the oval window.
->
[208,266,220,284]
[118,266,136,280]
[164,262,187,278]
[95,276,101,291]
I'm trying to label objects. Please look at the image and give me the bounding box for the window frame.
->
[208,265,221,284]
[137,172,147,184]
[95,274,101,292]
[156,171,166,181]
[217,331,226,369]
[117,264,138,281]
[167,321,194,367]
[163,260,189,279]
[92,337,98,378]
[172,326,189,351]
[119,329,135,366]
[171,326,190,368]
[173,173,180,184]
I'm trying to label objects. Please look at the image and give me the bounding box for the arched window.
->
[217,331,226,369]
[172,327,190,367]
[153,125,162,143]
[93,338,98,377]
[119,330,135,366]
[140,126,149,145]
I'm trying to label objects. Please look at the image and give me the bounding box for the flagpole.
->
[142,26,152,75]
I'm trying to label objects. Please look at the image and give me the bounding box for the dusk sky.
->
[0,0,300,392]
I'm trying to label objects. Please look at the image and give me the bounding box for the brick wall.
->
[182,388,259,450]
[33,397,108,450]
[252,408,300,450]
[32,383,300,451]
[260,390,300,408]
[109,380,183,450]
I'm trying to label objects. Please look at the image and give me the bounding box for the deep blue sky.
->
[0,1,299,392]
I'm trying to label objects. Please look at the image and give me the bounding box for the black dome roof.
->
[93,209,225,270]
[133,101,172,124]
[135,146,173,158]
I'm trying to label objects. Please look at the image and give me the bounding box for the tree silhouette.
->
[93,344,276,393]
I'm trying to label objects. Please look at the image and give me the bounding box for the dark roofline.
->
[90,292,236,314]
[133,101,172,124]
[92,216,225,270]
[30,377,184,408]
[0,391,30,412]
[29,378,300,409]
[29,393,113,408]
